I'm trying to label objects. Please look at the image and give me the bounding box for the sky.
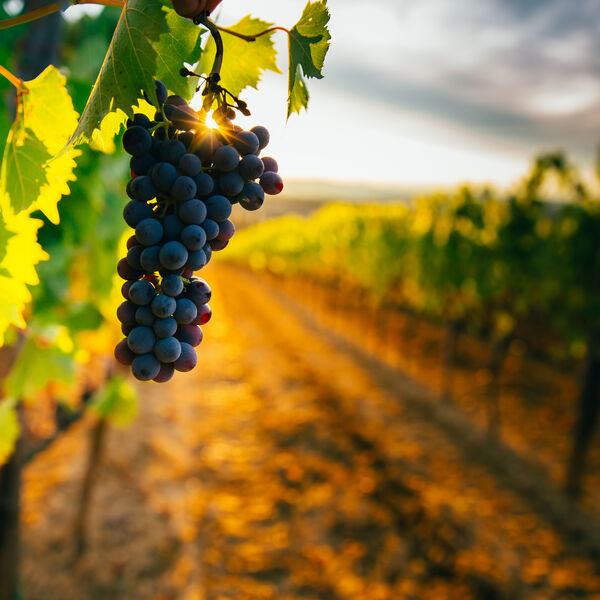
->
[63,0,600,187]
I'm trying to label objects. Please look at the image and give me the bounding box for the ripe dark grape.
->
[237,181,264,211]
[232,130,259,155]
[209,238,228,251]
[171,176,197,202]
[238,154,264,181]
[163,214,184,241]
[185,249,207,271]
[135,218,163,246]
[160,241,188,270]
[250,125,269,150]
[179,153,202,177]
[130,154,156,177]
[181,225,207,251]
[117,257,143,281]
[127,326,156,354]
[117,300,137,324]
[159,139,187,165]
[174,298,197,324]
[185,278,211,307]
[201,219,219,241]
[153,362,175,382]
[165,94,187,106]
[132,354,161,381]
[129,280,156,305]
[194,304,212,325]
[151,293,177,318]
[161,274,184,297]
[174,342,197,372]
[218,172,244,197]
[178,199,207,225]
[193,172,214,197]
[140,245,162,272]
[195,132,221,162]
[115,338,136,365]
[154,336,182,363]
[127,113,151,130]
[261,156,278,173]
[121,280,134,300]
[217,219,235,242]
[204,195,232,222]
[153,316,177,338]
[131,176,157,202]
[123,201,153,228]
[127,245,144,270]
[213,145,240,172]
[177,324,203,346]
[151,162,178,193]
[123,126,152,156]
[260,171,284,195]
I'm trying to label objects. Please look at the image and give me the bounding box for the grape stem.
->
[0,65,23,90]
[0,0,123,31]
[215,24,290,42]
[196,13,223,88]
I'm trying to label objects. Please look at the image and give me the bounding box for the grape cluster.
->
[114,80,283,382]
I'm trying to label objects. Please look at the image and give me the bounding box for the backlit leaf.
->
[288,1,331,117]
[91,375,138,426]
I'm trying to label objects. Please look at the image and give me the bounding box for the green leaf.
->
[0,399,19,466]
[4,336,75,402]
[71,0,204,145]
[0,127,50,214]
[198,16,280,98]
[288,0,331,117]
[91,376,138,426]
[0,209,15,266]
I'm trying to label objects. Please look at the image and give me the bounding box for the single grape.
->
[165,94,187,106]
[261,156,278,173]
[159,139,187,165]
[121,280,134,300]
[174,342,197,372]
[135,218,164,246]
[201,219,219,241]
[185,278,211,307]
[218,172,244,197]
[127,245,144,271]
[140,245,162,272]
[151,162,178,193]
[143,79,168,106]
[260,171,284,195]
[123,201,153,228]
[193,172,214,197]
[130,176,157,202]
[153,316,178,338]
[127,326,156,354]
[171,176,197,202]
[217,219,235,242]
[126,178,136,200]
[115,338,136,366]
[117,257,143,281]
[173,298,197,325]
[193,304,212,325]
[176,324,203,347]
[126,235,138,250]
[204,195,232,222]
[232,130,259,155]
[132,354,161,381]
[161,273,184,297]
[151,293,177,318]
[123,126,152,156]
[179,153,202,177]
[154,337,182,363]
[153,361,175,383]
[237,181,264,211]
[178,199,208,225]
[178,131,195,149]
[213,145,240,172]
[129,280,156,306]
[127,113,151,129]
[238,154,264,181]
[185,249,207,271]
[135,305,155,327]
[203,243,213,264]
[250,125,270,150]
[130,154,156,177]
[163,213,184,241]
[117,300,137,324]
[209,239,228,251]
[159,241,188,270]
[181,224,207,251]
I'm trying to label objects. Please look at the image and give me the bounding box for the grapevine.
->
[115,14,283,381]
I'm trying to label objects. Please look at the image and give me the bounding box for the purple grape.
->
[127,326,156,354]
[174,342,197,372]
[132,354,161,381]
[114,339,136,366]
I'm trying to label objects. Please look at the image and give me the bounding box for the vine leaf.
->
[288,0,331,117]
[0,210,49,344]
[70,0,204,146]
[0,66,80,221]
[198,16,280,98]
[91,375,138,426]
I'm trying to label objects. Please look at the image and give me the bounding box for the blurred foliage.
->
[227,152,600,360]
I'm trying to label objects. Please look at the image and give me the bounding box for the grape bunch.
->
[114,79,283,382]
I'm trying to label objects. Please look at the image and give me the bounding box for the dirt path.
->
[20,263,600,600]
